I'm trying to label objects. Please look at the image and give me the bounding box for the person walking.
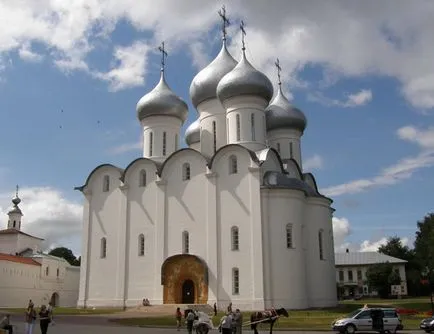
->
[233,309,243,334]
[176,307,182,331]
[219,312,233,334]
[24,303,36,334]
[39,305,51,334]
[186,310,196,334]
[214,302,217,316]
[0,313,13,334]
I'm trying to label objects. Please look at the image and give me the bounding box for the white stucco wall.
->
[0,234,18,254]
[198,99,227,158]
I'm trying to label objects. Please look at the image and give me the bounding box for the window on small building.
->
[103,175,110,192]
[162,132,167,156]
[286,224,293,248]
[138,234,145,256]
[232,268,239,295]
[251,113,255,141]
[212,121,217,153]
[100,237,107,258]
[57,268,60,277]
[182,163,191,181]
[231,226,239,251]
[348,270,353,282]
[318,229,324,260]
[339,270,344,281]
[229,155,238,174]
[149,132,153,156]
[182,231,190,254]
[236,114,241,141]
[139,169,147,187]
[276,143,281,154]
[45,267,49,276]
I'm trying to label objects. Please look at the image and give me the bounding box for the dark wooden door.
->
[182,279,195,304]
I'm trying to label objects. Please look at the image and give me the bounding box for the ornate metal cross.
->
[275,58,282,86]
[218,5,230,41]
[240,20,246,51]
[15,184,19,197]
[158,41,168,72]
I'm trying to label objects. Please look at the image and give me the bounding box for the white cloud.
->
[94,41,151,91]
[0,1,433,106]
[359,237,409,252]
[332,216,352,252]
[303,154,323,171]
[308,89,373,108]
[18,42,43,62]
[397,126,434,149]
[0,187,82,255]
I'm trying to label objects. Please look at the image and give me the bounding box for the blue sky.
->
[0,1,433,255]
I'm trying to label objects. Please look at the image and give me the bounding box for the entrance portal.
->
[161,254,208,304]
[182,279,195,304]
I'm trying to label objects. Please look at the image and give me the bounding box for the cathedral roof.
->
[0,228,44,240]
[185,119,200,145]
[0,253,42,266]
[7,205,22,215]
[265,86,307,132]
[136,72,188,123]
[189,42,237,108]
[217,52,274,103]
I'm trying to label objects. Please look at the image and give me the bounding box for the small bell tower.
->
[7,185,23,230]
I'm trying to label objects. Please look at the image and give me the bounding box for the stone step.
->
[126,303,214,315]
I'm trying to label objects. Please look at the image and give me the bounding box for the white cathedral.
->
[76,13,337,311]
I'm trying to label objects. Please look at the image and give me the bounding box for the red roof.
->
[0,253,41,266]
[0,228,44,240]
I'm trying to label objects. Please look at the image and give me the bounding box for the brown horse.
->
[250,307,289,334]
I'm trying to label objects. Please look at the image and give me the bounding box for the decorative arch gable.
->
[121,157,159,185]
[208,144,260,172]
[74,164,123,192]
[282,158,303,179]
[257,147,285,176]
[158,148,208,179]
[303,173,319,192]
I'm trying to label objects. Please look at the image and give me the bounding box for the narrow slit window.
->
[182,163,191,181]
[319,229,324,260]
[103,175,110,192]
[251,114,255,141]
[175,134,178,150]
[276,143,281,154]
[229,155,238,174]
[236,114,241,141]
[231,226,239,251]
[289,142,293,159]
[100,237,107,258]
[138,234,145,256]
[182,231,189,254]
[212,121,217,153]
[139,169,147,187]
[286,224,293,248]
[149,132,153,156]
[162,132,167,156]
[232,268,239,295]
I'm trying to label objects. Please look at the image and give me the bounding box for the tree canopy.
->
[48,247,80,266]
[366,262,401,298]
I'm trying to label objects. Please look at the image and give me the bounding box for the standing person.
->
[186,310,196,334]
[0,313,13,334]
[233,309,243,334]
[25,303,37,334]
[47,302,54,325]
[176,307,182,331]
[39,305,51,334]
[227,302,232,313]
[219,312,233,334]
[214,303,217,316]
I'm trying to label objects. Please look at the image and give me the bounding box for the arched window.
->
[139,169,147,187]
[286,224,293,248]
[182,231,189,254]
[138,234,145,256]
[236,114,241,141]
[232,268,239,295]
[162,132,167,156]
[318,229,324,260]
[45,267,49,276]
[276,143,281,154]
[251,113,255,141]
[103,175,110,192]
[212,121,217,153]
[175,134,178,150]
[149,132,153,156]
[231,226,239,251]
[289,142,293,159]
[229,155,238,174]
[57,268,60,277]
[100,237,107,258]
[182,163,191,181]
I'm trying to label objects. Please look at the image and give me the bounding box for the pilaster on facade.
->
[116,185,129,307]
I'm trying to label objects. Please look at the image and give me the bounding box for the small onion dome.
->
[265,86,307,132]
[136,72,188,123]
[12,195,21,206]
[217,52,273,103]
[8,205,22,215]
[185,119,200,146]
[189,42,237,108]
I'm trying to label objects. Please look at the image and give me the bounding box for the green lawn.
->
[111,298,433,330]
[1,307,123,315]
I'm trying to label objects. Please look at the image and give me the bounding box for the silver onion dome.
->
[136,72,188,122]
[189,42,237,108]
[217,52,274,103]
[265,86,307,132]
[185,119,200,145]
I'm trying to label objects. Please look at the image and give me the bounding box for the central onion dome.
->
[217,52,274,103]
[136,72,188,122]
[189,42,237,108]
[265,86,307,132]
[185,119,200,146]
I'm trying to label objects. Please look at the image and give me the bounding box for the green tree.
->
[49,247,80,266]
[366,262,400,298]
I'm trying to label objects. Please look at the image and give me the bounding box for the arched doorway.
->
[50,292,59,306]
[161,254,208,304]
[182,279,195,304]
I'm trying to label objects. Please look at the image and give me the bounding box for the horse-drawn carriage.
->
[245,307,289,334]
